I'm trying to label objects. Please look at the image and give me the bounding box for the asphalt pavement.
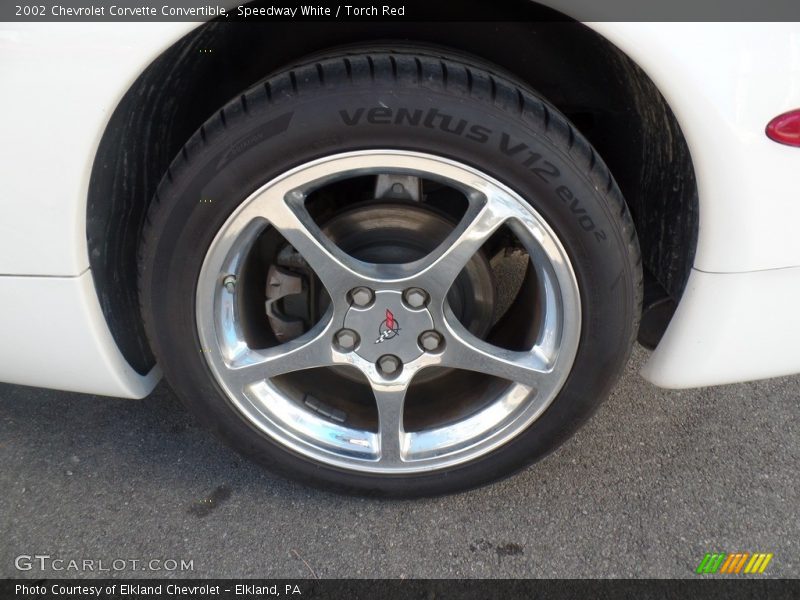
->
[1,346,798,578]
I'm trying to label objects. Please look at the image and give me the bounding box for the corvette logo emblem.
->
[374,309,401,344]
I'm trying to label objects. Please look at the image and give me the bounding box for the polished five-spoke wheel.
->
[139,49,640,495]
[196,152,581,473]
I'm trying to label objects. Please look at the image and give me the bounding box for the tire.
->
[138,48,641,497]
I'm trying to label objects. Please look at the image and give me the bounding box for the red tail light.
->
[766,110,800,147]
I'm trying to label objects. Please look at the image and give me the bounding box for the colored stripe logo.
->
[696,553,773,574]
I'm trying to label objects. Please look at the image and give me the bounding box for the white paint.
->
[0,271,160,398]
[0,22,195,276]
[587,22,800,273]
[642,267,800,388]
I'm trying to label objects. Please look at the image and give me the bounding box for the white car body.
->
[1,20,799,398]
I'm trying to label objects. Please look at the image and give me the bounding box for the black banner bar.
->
[3,0,800,22]
[3,579,800,600]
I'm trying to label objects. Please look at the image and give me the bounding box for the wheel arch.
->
[86,10,698,374]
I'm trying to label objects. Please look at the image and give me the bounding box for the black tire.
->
[138,48,642,497]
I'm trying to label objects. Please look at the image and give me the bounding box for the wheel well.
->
[87,10,698,374]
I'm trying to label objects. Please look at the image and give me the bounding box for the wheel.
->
[138,48,641,497]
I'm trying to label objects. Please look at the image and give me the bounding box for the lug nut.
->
[419,330,444,352]
[403,287,429,309]
[377,354,401,376]
[350,287,374,308]
[335,329,359,352]
[222,275,236,293]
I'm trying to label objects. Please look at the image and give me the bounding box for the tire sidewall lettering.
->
[335,104,608,243]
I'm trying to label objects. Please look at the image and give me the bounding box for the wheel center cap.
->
[344,290,434,363]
